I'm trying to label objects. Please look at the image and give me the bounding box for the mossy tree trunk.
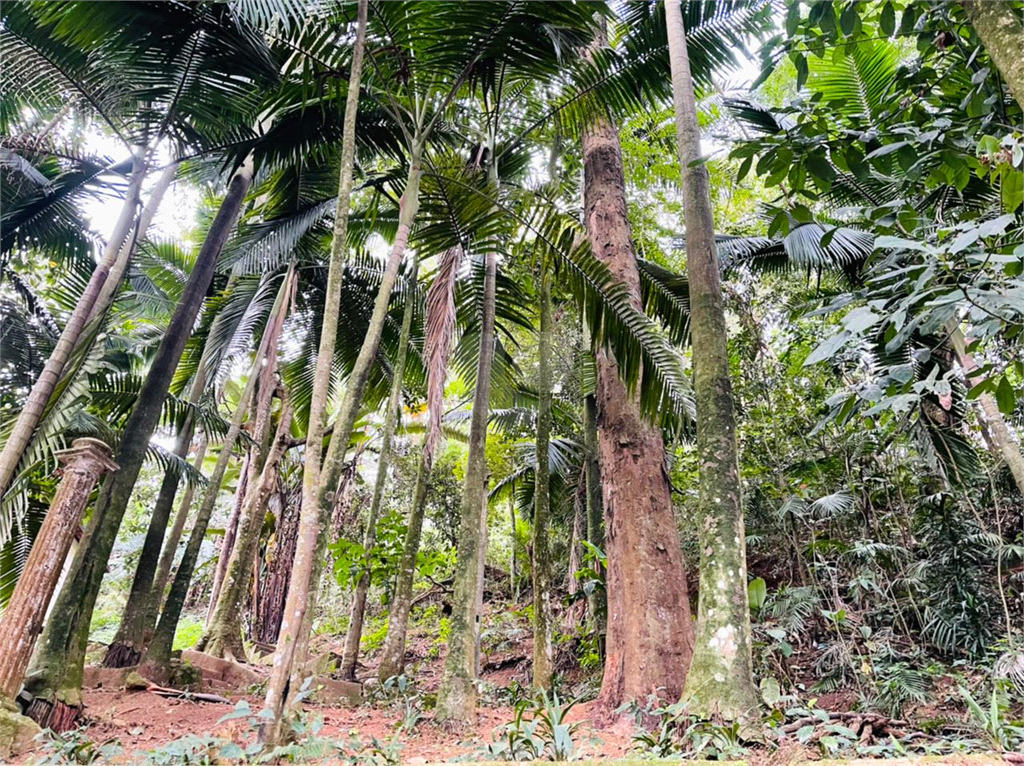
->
[583,388,605,642]
[581,90,695,710]
[24,158,254,731]
[0,440,117,707]
[376,448,432,681]
[435,243,497,724]
[667,0,758,721]
[202,394,294,662]
[339,253,420,681]
[964,0,1024,110]
[255,0,364,736]
[532,258,554,691]
[0,152,146,498]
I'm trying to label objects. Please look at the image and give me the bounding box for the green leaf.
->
[880,2,896,36]
[806,153,837,184]
[840,3,858,35]
[748,577,767,610]
[804,331,851,366]
[795,53,809,90]
[996,376,1017,414]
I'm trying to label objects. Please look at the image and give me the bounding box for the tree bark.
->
[583,388,606,641]
[0,440,117,705]
[964,0,1024,110]
[950,329,1024,495]
[435,244,497,724]
[339,253,420,681]
[23,158,254,731]
[581,92,695,710]
[150,438,208,611]
[202,395,294,661]
[253,486,299,647]
[258,0,368,739]
[532,259,554,690]
[140,334,269,678]
[205,267,295,631]
[376,447,432,681]
[667,0,758,720]
[0,154,145,500]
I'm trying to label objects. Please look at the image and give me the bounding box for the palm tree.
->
[666,0,757,720]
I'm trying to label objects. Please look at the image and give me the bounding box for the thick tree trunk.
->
[0,441,117,706]
[339,253,420,681]
[203,396,294,661]
[140,339,268,678]
[964,0,1024,110]
[667,0,758,720]
[376,448,431,681]
[253,487,299,647]
[532,259,554,690]
[435,246,497,724]
[259,2,367,739]
[23,159,254,730]
[582,110,694,710]
[0,154,145,500]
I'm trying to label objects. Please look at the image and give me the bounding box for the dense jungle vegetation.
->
[0,1,1022,763]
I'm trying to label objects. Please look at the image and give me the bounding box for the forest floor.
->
[16,601,1020,764]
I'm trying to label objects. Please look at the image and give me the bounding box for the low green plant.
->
[35,728,123,765]
[479,691,581,761]
[628,699,748,761]
[960,682,1024,752]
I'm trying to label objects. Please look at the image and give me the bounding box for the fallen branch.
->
[482,655,528,672]
[146,683,231,705]
[780,711,906,735]
[1004,753,1024,764]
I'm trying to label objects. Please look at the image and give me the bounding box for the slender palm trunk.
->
[376,447,431,680]
[581,90,694,710]
[150,437,208,609]
[89,162,178,324]
[202,395,294,662]
[963,0,1024,110]
[339,253,420,681]
[23,159,254,731]
[583,389,605,640]
[140,344,267,678]
[509,490,518,603]
[201,268,296,658]
[667,0,758,720]
[435,244,497,724]
[532,259,554,690]
[0,153,146,499]
[206,452,251,627]
[268,156,422,730]
[258,1,367,737]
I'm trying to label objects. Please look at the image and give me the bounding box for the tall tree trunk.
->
[0,153,146,499]
[581,92,694,710]
[0,441,117,709]
[150,437,208,612]
[435,245,497,724]
[140,341,267,678]
[532,258,554,690]
[376,447,431,681]
[509,489,518,603]
[951,329,1024,494]
[339,253,420,681]
[23,159,254,731]
[583,388,606,643]
[89,162,178,323]
[104,359,213,668]
[206,267,295,629]
[259,1,367,738]
[254,486,299,647]
[964,0,1024,110]
[667,0,758,720]
[202,395,294,661]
